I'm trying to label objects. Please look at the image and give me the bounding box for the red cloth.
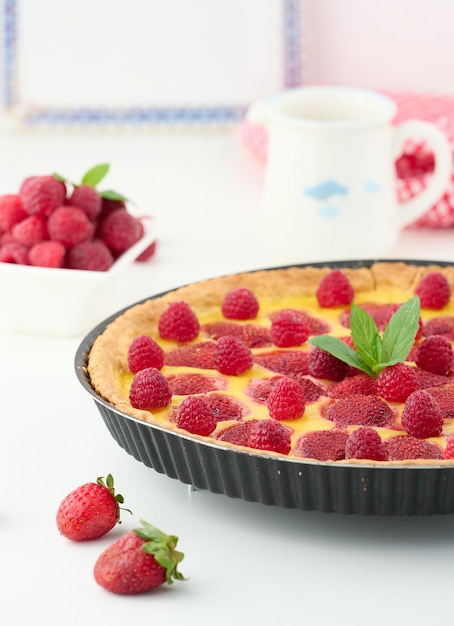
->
[239,89,454,228]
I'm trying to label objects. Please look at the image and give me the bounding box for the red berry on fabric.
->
[401,389,444,438]
[127,335,165,372]
[415,272,451,309]
[415,335,454,376]
[377,363,419,402]
[11,214,48,247]
[247,418,292,455]
[270,309,310,347]
[267,376,305,420]
[68,184,102,221]
[0,194,26,232]
[28,240,66,268]
[221,287,259,320]
[345,426,388,461]
[295,429,348,461]
[47,206,95,249]
[19,175,66,216]
[308,346,349,381]
[214,335,254,375]
[129,367,172,410]
[98,210,143,254]
[175,395,217,436]
[158,301,200,342]
[316,270,354,307]
[67,239,114,271]
[325,394,394,427]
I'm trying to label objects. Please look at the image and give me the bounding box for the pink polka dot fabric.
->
[239,89,454,228]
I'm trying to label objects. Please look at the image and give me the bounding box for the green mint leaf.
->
[308,334,374,376]
[99,189,129,202]
[349,303,382,371]
[380,295,420,365]
[81,163,110,187]
[53,172,75,185]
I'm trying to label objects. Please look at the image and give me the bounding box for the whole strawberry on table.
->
[94,519,186,595]
[56,473,130,541]
[56,474,186,594]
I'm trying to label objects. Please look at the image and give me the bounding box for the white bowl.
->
[0,217,157,338]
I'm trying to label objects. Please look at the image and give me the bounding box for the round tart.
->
[86,261,454,467]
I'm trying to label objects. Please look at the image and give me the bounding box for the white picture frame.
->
[0,0,304,129]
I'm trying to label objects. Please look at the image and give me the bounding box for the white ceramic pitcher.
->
[247,86,452,263]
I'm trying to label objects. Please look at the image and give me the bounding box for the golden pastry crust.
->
[87,261,454,466]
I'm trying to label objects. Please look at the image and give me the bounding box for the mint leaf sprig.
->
[308,295,421,377]
[54,163,130,202]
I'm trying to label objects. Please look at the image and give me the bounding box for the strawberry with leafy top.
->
[56,474,130,541]
[94,519,186,594]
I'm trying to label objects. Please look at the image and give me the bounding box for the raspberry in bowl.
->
[0,166,157,337]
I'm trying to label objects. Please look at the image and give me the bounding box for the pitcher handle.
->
[393,120,452,228]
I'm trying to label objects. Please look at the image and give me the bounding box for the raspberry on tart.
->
[213,335,254,376]
[316,269,354,307]
[345,427,388,461]
[129,367,172,410]
[415,271,451,310]
[377,363,419,402]
[266,376,306,420]
[247,419,292,455]
[128,335,165,373]
[221,287,259,320]
[401,389,444,438]
[270,309,310,347]
[308,347,349,382]
[87,262,454,466]
[175,396,217,436]
[158,301,200,343]
[415,335,454,376]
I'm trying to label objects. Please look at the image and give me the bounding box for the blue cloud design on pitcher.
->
[318,205,341,219]
[303,178,382,220]
[304,180,348,201]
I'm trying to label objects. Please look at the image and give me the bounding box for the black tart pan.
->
[74,260,454,516]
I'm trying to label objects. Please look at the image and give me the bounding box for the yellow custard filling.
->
[87,263,454,464]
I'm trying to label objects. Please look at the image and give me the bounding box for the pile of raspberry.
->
[124,270,454,462]
[0,172,154,271]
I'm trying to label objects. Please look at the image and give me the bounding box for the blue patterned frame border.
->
[1,0,303,127]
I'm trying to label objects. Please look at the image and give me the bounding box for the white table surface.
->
[1,128,454,625]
